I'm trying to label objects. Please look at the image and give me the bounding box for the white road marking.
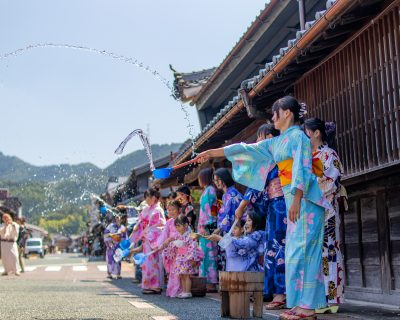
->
[45,266,62,272]
[152,316,177,320]
[128,301,154,309]
[97,265,107,272]
[72,265,87,271]
[24,266,37,272]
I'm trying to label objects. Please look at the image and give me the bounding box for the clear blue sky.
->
[0,0,267,168]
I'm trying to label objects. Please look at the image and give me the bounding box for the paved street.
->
[1,254,399,320]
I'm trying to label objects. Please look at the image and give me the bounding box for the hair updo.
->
[272,96,307,125]
[304,117,337,150]
[147,186,161,199]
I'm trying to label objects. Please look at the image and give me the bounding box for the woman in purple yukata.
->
[132,186,166,294]
[208,210,265,272]
[194,96,332,320]
[157,200,182,297]
[104,214,127,279]
[212,168,243,271]
[305,118,345,314]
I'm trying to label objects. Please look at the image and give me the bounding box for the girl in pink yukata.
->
[173,215,205,299]
[157,200,182,297]
[131,186,166,294]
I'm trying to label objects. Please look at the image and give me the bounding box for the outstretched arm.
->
[194,148,226,164]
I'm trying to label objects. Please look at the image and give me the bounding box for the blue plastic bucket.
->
[152,168,173,179]
[119,239,131,250]
[133,253,147,265]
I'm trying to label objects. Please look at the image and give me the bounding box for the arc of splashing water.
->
[114,129,155,171]
[0,43,197,156]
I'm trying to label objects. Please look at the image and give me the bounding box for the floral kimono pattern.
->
[261,166,288,297]
[243,169,286,296]
[224,125,332,309]
[217,186,243,271]
[104,223,126,276]
[157,218,180,297]
[132,203,166,290]
[197,185,218,284]
[218,186,243,234]
[226,230,265,272]
[313,144,345,304]
[173,230,204,275]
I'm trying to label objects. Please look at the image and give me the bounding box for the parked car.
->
[25,237,45,258]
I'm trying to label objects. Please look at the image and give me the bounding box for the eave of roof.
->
[191,0,281,106]
[173,0,354,165]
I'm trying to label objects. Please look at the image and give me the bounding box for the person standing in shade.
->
[0,213,20,276]
[197,168,219,292]
[176,186,196,231]
[213,168,243,272]
[194,96,332,320]
[304,118,345,314]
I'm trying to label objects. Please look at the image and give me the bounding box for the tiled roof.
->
[170,65,216,102]
[192,0,280,105]
[174,0,341,163]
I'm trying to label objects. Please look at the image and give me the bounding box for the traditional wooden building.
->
[170,0,400,304]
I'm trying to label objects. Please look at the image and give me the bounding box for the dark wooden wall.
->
[294,3,400,304]
[295,3,400,179]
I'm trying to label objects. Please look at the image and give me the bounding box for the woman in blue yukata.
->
[194,96,332,320]
[212,167,243,271]
[235,123,288,310]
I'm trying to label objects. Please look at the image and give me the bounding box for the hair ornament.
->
[299,102,308,118]
[325,121,336,135]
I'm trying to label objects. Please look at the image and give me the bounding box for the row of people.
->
[104,95,344,319]
[194,96,345,319]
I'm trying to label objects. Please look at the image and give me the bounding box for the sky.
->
[0,0,267,168]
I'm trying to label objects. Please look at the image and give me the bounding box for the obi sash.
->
[277,158,323,187]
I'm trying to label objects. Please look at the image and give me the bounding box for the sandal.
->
[142,289,162,295]
[265,300,286,310]
[280,310,317,320]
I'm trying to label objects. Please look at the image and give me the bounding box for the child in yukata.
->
[208,210,266,272]
[172,215,204,299]
[157,200,182,297]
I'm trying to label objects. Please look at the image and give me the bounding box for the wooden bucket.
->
[219,271,264,319]
[191,276,207,297]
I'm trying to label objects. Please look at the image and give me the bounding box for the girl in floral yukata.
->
[173,215,204,299]
[212,168,243,271]
[104,214,127,279]
[208,210,265,272]
[157,200,182,297]
[235,123,288,309]
[194,96,332,320]
[131,186,166,294]
[197,168,219,292]
[304,118,345,314]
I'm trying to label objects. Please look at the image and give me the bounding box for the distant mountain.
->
[104,143,182,177]
[0,143,182,230]
[0,143,182,183]
[0,152,102,183]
